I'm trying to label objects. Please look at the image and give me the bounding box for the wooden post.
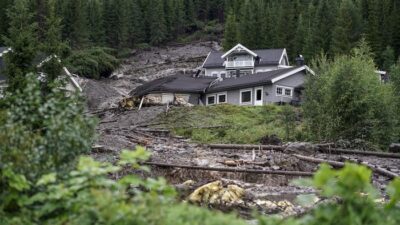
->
[138,97,144,111]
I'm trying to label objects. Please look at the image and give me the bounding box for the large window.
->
[240,89,252,105]
[276,86,293,97]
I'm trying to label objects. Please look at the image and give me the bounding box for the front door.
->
[254,87,263,106]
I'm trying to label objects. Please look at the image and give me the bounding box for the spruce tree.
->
[149,0,167,45]
[0,0,13,45]
[40,0,67,86]
[3,0,38,92]
[86,0,105,46]
[331,0,362,56]
[381,46,395,71]
[222,10,237,50]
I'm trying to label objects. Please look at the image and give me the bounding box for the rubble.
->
[188,180,245,205]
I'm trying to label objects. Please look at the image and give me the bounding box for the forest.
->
[1,0,400,70]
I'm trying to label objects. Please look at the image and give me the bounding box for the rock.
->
[285,142,316,155]
[110,73,124,80]
[389,143,400,153]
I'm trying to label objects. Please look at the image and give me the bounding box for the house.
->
[132,43,314,106]
[0,47,82,97]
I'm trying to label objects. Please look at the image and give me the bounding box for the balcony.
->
[225,60,254,68]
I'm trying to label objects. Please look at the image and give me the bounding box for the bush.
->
[0,147,248,225]
[66,47,120,79]
[303,42,397,148]
[0,74,96,210]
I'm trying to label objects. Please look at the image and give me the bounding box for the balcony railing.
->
[225,60,254,68]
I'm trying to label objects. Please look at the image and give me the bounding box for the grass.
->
[154,104,307,144]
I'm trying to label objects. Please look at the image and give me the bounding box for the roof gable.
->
[221,44,258,59]
[203,48,286,69]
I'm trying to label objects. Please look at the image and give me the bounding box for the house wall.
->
[205,65,283,77]
[264,71,306,104]
[204,68,226,77]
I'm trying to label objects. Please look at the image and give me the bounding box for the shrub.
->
[0,74,96,210]
[66,47,120,79]
[303,42,397,148]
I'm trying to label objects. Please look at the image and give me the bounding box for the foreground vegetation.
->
[157,104,303,144]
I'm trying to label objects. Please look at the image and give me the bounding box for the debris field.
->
[84,42,400,218]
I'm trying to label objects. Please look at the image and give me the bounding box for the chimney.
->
[295,54,305,66]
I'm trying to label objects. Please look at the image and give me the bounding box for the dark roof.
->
[202,49,285,69]
[131,74,217,96]
[207,67,303,93]
[254,49,286,66]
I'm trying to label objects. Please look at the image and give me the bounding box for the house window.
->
[207,95,216,105]
[220,72,226,78]
[211,72,218,77]
[240,89,252,105]
[276,86,293,98]
[217,93,227,103]
[276,87,283,95]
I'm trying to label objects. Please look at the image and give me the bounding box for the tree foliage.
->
[303,41,397,147]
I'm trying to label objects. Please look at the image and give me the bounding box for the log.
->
[144,162,313,177]
[341,156,399,179]
[208,144,400,158]
[318,147,400,159]
[208,144,285,151]
[293,154,345,168]
[293,154,399,179]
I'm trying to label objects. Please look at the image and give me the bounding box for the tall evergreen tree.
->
[222,10,237,50]
[40,0,67,86]
[0,0,13,45]
[3,0,38,92]
[86,0,105,46]
[331,0,363,56]
[381,45,395,71]
[149,0,167,45]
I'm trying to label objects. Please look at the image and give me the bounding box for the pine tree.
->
[86,0,105,46]
[149,0,167,45]
[3,0,38,92]
[0,0,13,45]
[331,0,363,56]
[381,46,395,71]
[366,0,381,62]
[60,0,89,48]
[40,0,67,86]
[222,10,237,50]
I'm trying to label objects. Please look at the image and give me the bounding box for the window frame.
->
[206,94,216,105]
[276,85,293,98]
[217,92,227,104]
[240,89,253,105]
